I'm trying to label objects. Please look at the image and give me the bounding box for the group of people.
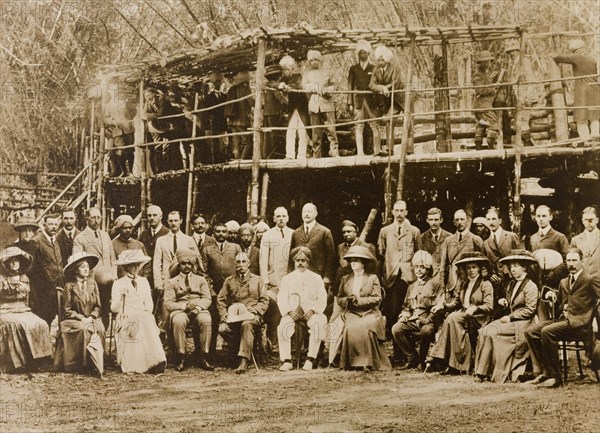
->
[2,201,599,388]
[104,37,599,175]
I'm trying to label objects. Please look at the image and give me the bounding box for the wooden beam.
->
[511,31,526,238]
[396,35,416,202]
[433,41,451,152]
[249,38,267,218]
[185,92,199,232]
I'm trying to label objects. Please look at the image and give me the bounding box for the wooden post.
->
[384,41,399,223]
[249,37,267,218]
[138,81,148,232]
[185,92,199,233]
[396,35,416,202]
[88,99,95,207]
[511,31,526,238]
[549,38,569,142]
[434,41,451,152]
[260,171,269,217]
[97,80,107,230]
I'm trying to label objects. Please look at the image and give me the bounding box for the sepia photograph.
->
[0,0,599,432]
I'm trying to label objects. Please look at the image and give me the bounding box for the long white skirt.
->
[116,312,166,373]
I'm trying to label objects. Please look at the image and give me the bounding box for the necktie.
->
[81,280,88,305]
[434,234,438,243]
[152,229,156,237]
[50,236,55,245]
[68,232,72,240]
[493,233,499,248]
[94,230,99,239]
[398,226,402,236]
[305,226,309,236]
[173,234,178,254]
[197,236,203,250]
[219,243,224,253]
[458,233,462,242]
[185,274,190,290]
[131,277,137,290]
[280,229,284,239]
[570,275,576,290]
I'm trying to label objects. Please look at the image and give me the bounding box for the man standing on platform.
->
[570,206,600,276]
[30,214,64,325]
[56,209,79,267]
[472,50,499,150]
[73,207,116,327]
[378,200,421,361]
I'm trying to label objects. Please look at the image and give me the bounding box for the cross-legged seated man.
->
[277,247,328,371]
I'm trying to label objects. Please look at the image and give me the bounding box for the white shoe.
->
[302,360,314,371]
[279,362,293,371]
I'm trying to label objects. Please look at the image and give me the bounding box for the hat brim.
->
[114,256,151,267]
[343,253,375,262]
[227,312,255,323]
[13,223,39,231]
[2,252,33,273]
[64,255,100,275]
[477,57,494,62]
[455,257,490,266]
[499,255,538,264]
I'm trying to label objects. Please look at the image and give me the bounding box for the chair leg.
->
[575,342,584,379]
[595,369,600,383]
[561,341,568,383]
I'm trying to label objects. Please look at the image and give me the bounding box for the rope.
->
[154,93,256,120]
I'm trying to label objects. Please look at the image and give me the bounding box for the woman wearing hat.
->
[11,216,39,259]
[111,250,166,374]
[473,250,539,382]
[334,245,390,371]
[0,247,52,372]
[430,252,494,374]
[58,252,105,373]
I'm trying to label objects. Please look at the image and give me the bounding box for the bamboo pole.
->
[359,208,378,241]
[97,81,107,230]
[260,171,269,217]
[511,31,526,238]
[396,35,416,202]
[139,81,148,232]
[185,92,199,233]
[383,42,398,224]
[250,37,267,218]
[434,41,451,152]
[549,38,569,141]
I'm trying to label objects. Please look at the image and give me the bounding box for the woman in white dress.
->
[111,249,165,373]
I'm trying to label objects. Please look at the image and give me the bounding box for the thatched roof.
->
[99,23,523,85]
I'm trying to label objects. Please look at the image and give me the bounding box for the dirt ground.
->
[1,358,599,433]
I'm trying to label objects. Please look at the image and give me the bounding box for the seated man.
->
[277,247,328,371]
[164,249,213,372]
[525,248,600,387]
[217,252,268,374]
[391,251,441,370]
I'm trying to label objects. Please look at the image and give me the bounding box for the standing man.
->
[111,214,149,278]
[419,207,451,279]
[570,206,600,276]
[218,252,268,373]
[260,206,293,350]
[290,203,336,288]
[30,214,64,324]
[347,40,381,156]
[190,213,216,253]
[153,211,200,327]
[438,209,485,292]
[303,50,339,158]
[56,209,79,267]
[484,208,521,281]
[378,200,421,359]
[335,220,377,289]
[525,248,600,388]
[164,249,214,372]
[73,207,116,326]
[472,50,499,150]
[239,224,260,275]
[202,222,242,355]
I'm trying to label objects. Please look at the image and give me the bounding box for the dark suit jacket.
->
[419,229,451,276]
[290,222,336,282]
[439,231,484,290]
[56,228,80,267]
[484,229,521,275]
[202,241,242,293]
[63,279,101,320]
[445,277,494,326]
[31,233,64,291]
[138,225,169,288]
[528,227,570,285]
[558,271,600,328]
[502,277,538,322]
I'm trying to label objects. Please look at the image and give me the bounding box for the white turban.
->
[307,50,322,61]
[568,39,585,52]
[225,220,240,232]
[279,55,296,68]
[355,39,372,54]
[254,221,270,232]
[113,214,134,232]
[374,46,393,62]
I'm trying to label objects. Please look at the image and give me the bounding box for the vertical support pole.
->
[434,40,451,152]
[97,80,107,230]
[396,34,416,202]
[384,41,399,224]
[250,37,267,219]
[185,92,199,233]
[549,36,569,142]
[260,171,269,217]
[139,81,148,232]
[512,30,526,238]
[88,99,95,207]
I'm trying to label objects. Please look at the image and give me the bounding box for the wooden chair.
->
[560,320,596,383]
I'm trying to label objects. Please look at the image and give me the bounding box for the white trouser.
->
[286,109,309,159]
[277,313,327,361]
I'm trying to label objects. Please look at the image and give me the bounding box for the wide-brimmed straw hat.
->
[226,303,255,323]
[454,251,490,266]
[531,248,563,270]
[343,245,375,262]
[64,252,100,275]
[0,247,33,272]
[499,249,538,265]
[114,249,151,266]
[12,216,39,232]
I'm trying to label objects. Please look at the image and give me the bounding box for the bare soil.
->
[1,361,599,433]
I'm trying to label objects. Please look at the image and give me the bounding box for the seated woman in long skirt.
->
[430,252,493,374]
[474,250,539,382]
[335,245,391,371]
[58,252,105,373]
[0,247,52,373]
[111,249,166,374]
